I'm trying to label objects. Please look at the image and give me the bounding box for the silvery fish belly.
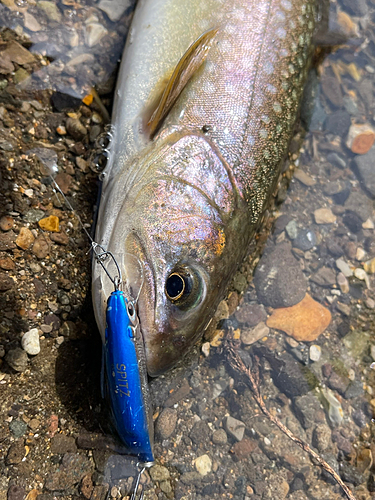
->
[93,0,317,377]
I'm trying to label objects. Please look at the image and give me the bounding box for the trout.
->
[93,0,317,377]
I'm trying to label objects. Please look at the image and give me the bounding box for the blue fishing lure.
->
[104,290,154,463]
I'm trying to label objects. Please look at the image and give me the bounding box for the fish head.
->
[95,132,248,376]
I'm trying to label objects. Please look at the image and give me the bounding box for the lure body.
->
[104,290,154,462]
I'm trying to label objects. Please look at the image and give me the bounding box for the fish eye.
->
[165,273,190,301]
[165,266,203,310]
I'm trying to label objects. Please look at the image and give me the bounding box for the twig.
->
[226,345,357,500]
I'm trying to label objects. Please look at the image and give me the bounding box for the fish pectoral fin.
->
[147,28,218,138]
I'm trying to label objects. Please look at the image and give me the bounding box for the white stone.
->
[356,247,366,261]
[201,342,210,357]
[194,454,212,476]
[354,268,370,288]
[363,218,375,229]
[21,328,40,355]
[309,345,321,362]
[371,345,375,362]
[336,258,353,277]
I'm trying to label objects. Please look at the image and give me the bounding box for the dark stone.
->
[32,278,45,297]
[326,239,344,257]
[44,314,61,331]
[293,228,317,251]
[50,92,81,112]
[180,472,202,486]
[5,349,28,373]
[267,351,318,398]
[354,146,375,198]
[337,321,350,338]
[235,303,267,326]
[339,463,364,486]
[51,434,77,454]
[201,483,220,496]
[321,75,343,107]
[310,266,336,287]
[163,379,190,407]
[104,454,137,482]
[343,212,363,233]
[0,273,13,291]
[273,214,291,235]
[0,231,16,251]
[254,242,307,308]
[324,110,351,137]
[332,430,352,455]
[293,393,323,429]
[344,191,373,222]
[6,440,25,465]
[189,420,210,445]
[7,485,25,500]
[344,380,364,400]
[289,476,304,493]
[327,152,346,169]
[352,408,368,428]
[327,372,349,395]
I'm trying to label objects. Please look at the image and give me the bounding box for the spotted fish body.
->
[93,0,317,376]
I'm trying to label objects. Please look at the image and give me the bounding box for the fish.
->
[92,0,318,377]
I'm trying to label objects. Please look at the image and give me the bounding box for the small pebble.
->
[294,169,316,186]
[38,215,60,232]
[346,123,375,155]
[337,272,349,294]
[201,342,210,357]
[285,220,298,240]
[241,322,269,345]
[336,302,351,316]
[314,208,336,224]
[155,408,177,440]
[149,465,170,482]
[16,227,35,250]
[212,428,227,445]
[365,298,375,310]
[354,268,370,288]
[293,228,317,251]
[336,258,353,277]
[309,345,321,362]
[194,454,212,476]
[5,348,28,372]
[21,328,40,355]
[225,415,246,442]
[364,257,375,274]
[0,215,14,231]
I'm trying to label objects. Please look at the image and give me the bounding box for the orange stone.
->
[266,293,331,342]
[346,123,375,155]
[16,227,35,250]
[38,215,60,232]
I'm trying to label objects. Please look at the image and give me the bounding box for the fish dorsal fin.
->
[147,28,218,137]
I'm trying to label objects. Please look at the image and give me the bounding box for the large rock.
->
[254,242,307,308]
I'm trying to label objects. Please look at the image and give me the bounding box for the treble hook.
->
[92,242,122,291]
[131,462,154,500]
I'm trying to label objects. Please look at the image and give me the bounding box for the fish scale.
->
[93,0,318,377]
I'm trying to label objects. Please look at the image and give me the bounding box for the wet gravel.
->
[0,1,375,500]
